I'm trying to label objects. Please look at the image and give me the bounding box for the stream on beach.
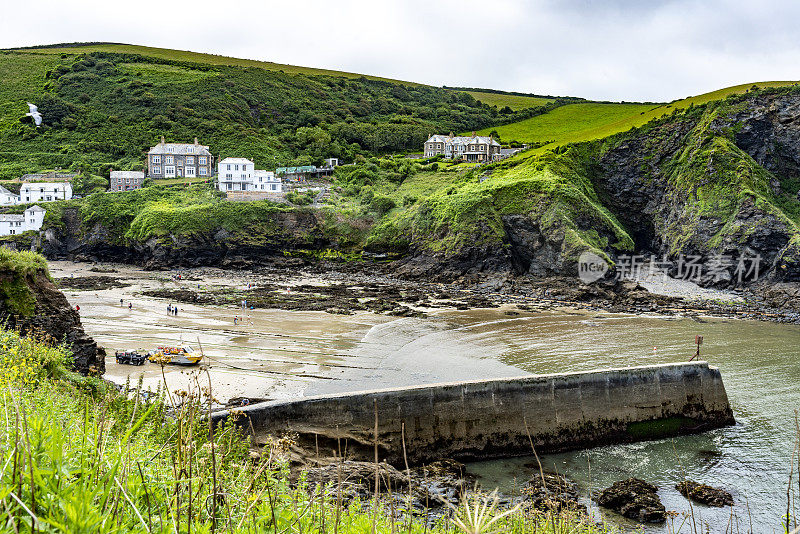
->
[52,261,800,533]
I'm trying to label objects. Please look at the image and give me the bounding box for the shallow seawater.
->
[53,261,800,533]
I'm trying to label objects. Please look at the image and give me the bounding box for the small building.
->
[147,136,213,179]
[423,132,501,162]
[217,157,254,191]
[110,171,145,192]
[324,158,339,168]
[19,182,72,203]
[275,165,316,181]
[0,205,45,236]
[0,185,19,206]
[254,170,281,192]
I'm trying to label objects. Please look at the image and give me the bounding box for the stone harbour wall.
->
[214,362,735,465]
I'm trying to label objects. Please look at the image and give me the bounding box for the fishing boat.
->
[147,345,202,366]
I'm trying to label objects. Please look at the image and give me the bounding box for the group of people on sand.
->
[167,304,179,316]
[119,298,132,310]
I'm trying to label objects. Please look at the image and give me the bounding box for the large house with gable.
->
[147,137,213,179]
[0,205,45,236]
[423,132,501,162]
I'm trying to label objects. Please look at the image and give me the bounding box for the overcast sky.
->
[2,0,798,101]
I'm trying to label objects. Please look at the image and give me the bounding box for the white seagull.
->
[26,102,43,127]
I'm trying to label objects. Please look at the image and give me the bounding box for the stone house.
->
[423,132,501,162]
[147,137,213,179]
[110,171,145,192]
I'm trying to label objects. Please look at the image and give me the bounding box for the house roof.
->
[110,171,145,179]
[21,182,71,190]
[0,214,23,222]
[426,134,500,147]
[148,143,212,156]
[219,157,254,165]
[0,185,18,197]
[26,205,46,213]
[276,166,316,173]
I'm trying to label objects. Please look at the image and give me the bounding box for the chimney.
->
[160,136,165,144]
[472,131,476,137]
[194,137,199,146]
[449,132,453,139]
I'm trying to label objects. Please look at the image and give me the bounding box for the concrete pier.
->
[214,361,735,465]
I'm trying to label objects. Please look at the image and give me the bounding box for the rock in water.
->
[522,471,585,512]
[676,480,733,507]
[597,478,666,523]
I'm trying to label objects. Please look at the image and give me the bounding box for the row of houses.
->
[0,183,73,205]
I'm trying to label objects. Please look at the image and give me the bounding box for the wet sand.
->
[51,261,522,403]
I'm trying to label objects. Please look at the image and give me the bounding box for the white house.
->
[0,205,45,236]
[217,157,254,191]
[423,133,501,162]
[19,182,72,203]
[0,186,19,206]
[217,158,282,193]
[253,170,281,192]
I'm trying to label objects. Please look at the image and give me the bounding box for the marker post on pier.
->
[690,335,703,361]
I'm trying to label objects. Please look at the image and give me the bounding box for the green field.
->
[479,81,800,150]
[464,90,554,110]
[477,102,656,145]
[15,43,421,85]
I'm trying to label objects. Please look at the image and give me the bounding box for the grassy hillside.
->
[478,102,656,145]
[480,81,800,150]
[464,90,554,110]
[13,42,418,85]
[0,48,536,179]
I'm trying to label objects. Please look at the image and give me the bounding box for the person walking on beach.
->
[167,304,172,314]
[174,307,178,316]
[234,316,238,325]
[128,302,132,310]
[120,298,124,306]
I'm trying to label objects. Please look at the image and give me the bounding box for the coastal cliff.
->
[0,249,105,374]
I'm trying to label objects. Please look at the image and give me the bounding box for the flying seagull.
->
[26,102,42,127]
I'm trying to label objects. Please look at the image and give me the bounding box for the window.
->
[226,164,231,170]
[235,165,239,171]
[187,146,194,153]
[46,196,52,201]
[168,147,175,153]
[153,166,161,174]
[186,167,196,177]
[199,157,207,165]
[9,230,14,235]
[153,155,161,164]
[186,156,194,164]
[166,156,174,164]
[126,178,130,184]
[199,167,207,176]
[226,173,233,178]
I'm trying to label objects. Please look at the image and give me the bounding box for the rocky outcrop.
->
[597,478,666,523]
[675,480,733,507]
[0,270,105,375]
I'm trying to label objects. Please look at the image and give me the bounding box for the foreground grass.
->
[0,324,612,533]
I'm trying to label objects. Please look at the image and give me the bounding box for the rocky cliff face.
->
[42,208,330,270]
[0,269,105,374]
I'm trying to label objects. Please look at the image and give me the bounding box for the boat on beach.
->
[147,345,203,366]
